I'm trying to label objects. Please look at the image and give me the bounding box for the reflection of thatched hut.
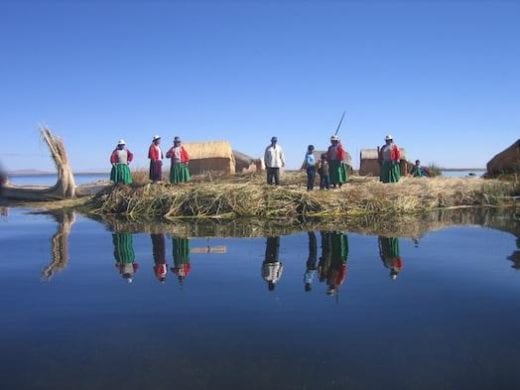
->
[233,150,262,173]
[359,148,408,176]
[487,139,520,176]
[183,141,236,175]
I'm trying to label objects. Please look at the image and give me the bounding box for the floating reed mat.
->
[88,176,518,220]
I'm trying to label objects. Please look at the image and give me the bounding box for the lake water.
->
[0,208,519,389]
[8,173,109,186]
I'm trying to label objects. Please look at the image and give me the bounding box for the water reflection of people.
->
[113,233,139,283]
[507,238,520,270]
[171,236,191,284]
[304,232,318,292]
[151,233,167,283]
[378,236,404,280]
[319,232,348,296]
[262,236,283,291]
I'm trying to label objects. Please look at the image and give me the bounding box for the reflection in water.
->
[0,207,8,221]
[262,236,283,291]
[41,211,75,280]
[319,232,348,296]
[378,236,404,280]
[151,234,167,283]
[508,238,520,270]
[171,236,191,285]
[304,232,318,292]
[112,233,139,283]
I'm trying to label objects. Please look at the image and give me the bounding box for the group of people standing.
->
[110,135,191,185]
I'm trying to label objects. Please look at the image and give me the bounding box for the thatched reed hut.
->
[233,150,263,173]
[487,139,520,176]
[183,141,236,175]
[359,148,408,176]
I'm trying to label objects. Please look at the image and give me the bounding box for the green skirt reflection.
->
[170,163,191,184]
[171,236,191,283]
[378,236,403,279]
[110,163,133,184]
[380,161,400,183]
[112,233,138,282]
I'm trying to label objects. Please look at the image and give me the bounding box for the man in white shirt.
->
[264,136,286,185]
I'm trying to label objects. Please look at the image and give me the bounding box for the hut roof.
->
[233,149,256,164]
[183,141,234,160]
[487,139,520,175]
[360,148,407,160]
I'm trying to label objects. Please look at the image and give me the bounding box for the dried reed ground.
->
[90,171,518,220]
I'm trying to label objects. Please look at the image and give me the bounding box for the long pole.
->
[334,111,346,135]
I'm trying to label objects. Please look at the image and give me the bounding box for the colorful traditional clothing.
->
[410,165,425,177]
[166,145,191,184]
[151,234,167,282]
[318,158,330,190]
[319,231,348,295]
[171,237,191,284]
[378,236,403,279]
[378,143,401,183]
[327,142,348,187]
[110,148,134,184]
[148,143,163,182]
[112,233,139,282]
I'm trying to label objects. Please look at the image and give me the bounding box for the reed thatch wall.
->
[183,141,236,175]
[487,139,520,176]
[359,148,408,176]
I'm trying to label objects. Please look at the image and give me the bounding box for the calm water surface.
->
[0,208,519,389]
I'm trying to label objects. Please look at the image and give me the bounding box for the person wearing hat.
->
[378,134,401,183]
[109,139,134,184]
[264,136,285,185]
[148,135,163,183]
[327,135,348,188]
[165,136,191,184]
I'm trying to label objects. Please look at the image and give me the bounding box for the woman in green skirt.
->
[166,136,191,184]
[378,134,401,183]
[109,139,133,184]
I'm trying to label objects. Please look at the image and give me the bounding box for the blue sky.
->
[0,0,518,172]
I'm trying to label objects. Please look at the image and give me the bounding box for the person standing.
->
[303,145,316,190]
[148,135,163,183]
[378,134,401,183]
[165,136,191,184]
[327,135,348,188]
[318,153,330,190]
[264,136,285,185]
[109,139,134,184]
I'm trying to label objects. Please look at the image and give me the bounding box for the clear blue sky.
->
[0,0,518,172]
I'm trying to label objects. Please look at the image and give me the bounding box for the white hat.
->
[152,135,161,141]
[385,134,393,141]
[117,139,126,145]
[330,135,340,141]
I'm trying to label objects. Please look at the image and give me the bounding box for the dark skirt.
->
[149,160,163,181]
